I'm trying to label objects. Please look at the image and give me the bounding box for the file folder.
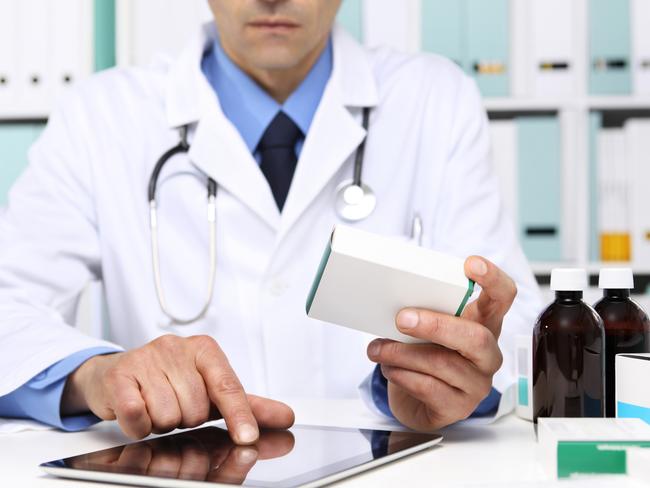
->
[465,0,510,97]
[589,0,632,95]
[0,124,43,206]
[420,0,465,67]
[517,117,563,261]
[632,0,650,95]
[627,120,650,266]
[528,0,578,97]
[337,0,363,42]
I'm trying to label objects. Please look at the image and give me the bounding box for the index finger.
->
[463,256,517,337]
[193,337,258,446]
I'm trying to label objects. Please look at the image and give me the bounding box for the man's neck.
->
[219,36,329,104]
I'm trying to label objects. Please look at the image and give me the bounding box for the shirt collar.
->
[202,36,333,153]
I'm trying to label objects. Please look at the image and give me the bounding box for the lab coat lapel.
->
[164,24,280,230]
[279,28,379,237]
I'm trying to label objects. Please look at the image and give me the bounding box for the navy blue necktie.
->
[258,111,303,211]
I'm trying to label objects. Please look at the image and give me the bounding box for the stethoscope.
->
[148,107,376,325]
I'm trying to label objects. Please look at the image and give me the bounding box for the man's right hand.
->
[61,335,295,444]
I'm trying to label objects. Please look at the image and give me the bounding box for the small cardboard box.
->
[537,418,650,478]
[616,353,650,424]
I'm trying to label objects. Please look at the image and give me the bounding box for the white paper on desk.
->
[0,418,53,434]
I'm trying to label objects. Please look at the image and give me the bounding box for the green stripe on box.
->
[455,280,474,317]
[94,0,116,71]
[306,240,333,314]
[557,442,650,478]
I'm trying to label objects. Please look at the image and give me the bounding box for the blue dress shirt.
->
[0,34,499,429]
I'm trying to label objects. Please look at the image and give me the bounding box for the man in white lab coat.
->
[0,0,542,446]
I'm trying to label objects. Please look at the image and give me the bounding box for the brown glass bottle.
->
[533,279,605,423]
[594,289,650,417]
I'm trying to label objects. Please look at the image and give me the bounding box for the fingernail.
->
[397,310,419,329]
[238,424,258,444]
[470,258,487,277]
[368,341,381,358]
[238,448,258,464]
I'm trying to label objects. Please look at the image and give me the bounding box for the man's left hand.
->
[366,256,517,431]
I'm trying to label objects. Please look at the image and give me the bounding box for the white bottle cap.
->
[599,268,634,289]
[550,268,587,291]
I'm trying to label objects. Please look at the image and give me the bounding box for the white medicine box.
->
[616,353,650,423]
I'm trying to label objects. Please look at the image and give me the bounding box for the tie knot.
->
[258,111,303,151]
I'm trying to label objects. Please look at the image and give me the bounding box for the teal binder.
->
[421,0,465,67]
[589,112,603,261]
[517,117,563,262]
[0,124,44,206]
[337,0,363,42]
[94,0,116,71]
[465,0,510,97]
[589,0,632,95]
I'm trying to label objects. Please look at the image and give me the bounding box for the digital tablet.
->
[41,424,441,487]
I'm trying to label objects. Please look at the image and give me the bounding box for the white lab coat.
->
[0,25,543,416]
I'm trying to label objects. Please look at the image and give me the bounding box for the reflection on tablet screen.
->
[42,425,441,487]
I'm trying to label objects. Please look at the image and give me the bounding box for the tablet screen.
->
[41,425,441,487]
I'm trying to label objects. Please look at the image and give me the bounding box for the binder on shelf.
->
[489,120,518,225]
[517,116,563,262]
[337,0,363,42]
[116,0,212,67]
[420,0,464,68]
[597,129,631,262]
[94,0,116,71]
[362,0,419,53]
[465,0,510,97]
[631,0,650,96]
[51,0,94,101]
[527,0,579,98]
[16,0,50,115]
[0,124,43,206]
[589,0,632,95]
[589,112,603,262]
[627,120,650,266]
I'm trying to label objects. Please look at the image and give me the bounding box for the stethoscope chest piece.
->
[335,180,376,222]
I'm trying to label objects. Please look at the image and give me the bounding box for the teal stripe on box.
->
[518,377,529,406]
[421,0,465,68]
[337,0,363,42]
[94,0,116,71]
[589,0,632,95]
[0,124,43,206]
[618,402,650,424]
[517,117,563,262]
[465,0,510,97]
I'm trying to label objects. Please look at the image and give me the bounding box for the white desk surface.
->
[1,398,646,488]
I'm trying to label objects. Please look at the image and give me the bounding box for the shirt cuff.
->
[368,364,502,419]
[0,347,119,431]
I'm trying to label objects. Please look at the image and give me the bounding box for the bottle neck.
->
[554,290,583,303]
[603,289,631,299]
